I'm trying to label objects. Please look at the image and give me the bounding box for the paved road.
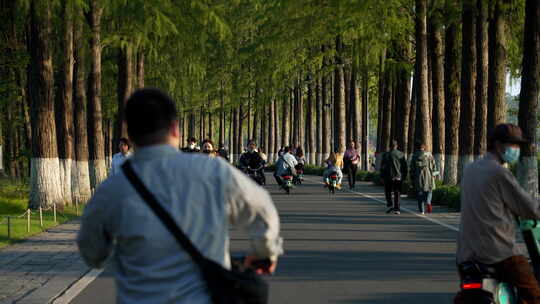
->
[71,176,459,304]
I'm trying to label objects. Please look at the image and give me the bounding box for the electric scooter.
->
[458,218,540,303]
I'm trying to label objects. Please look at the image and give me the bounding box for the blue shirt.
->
[77,145,283,304]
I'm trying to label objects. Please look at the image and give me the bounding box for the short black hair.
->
[119,137,130,148]
[125,88,178,146]
[188,137,197,143]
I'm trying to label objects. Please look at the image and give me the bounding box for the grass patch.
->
[0,178,80,248]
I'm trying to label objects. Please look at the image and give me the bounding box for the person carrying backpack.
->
[410,142,438,215]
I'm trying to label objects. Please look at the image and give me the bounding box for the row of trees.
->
[0,0,538,208]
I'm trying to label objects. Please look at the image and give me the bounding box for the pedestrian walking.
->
[344,140,360,189]
[410,142,438,215]
[110,138,132,175]
[77,88,283,304]
[380,140,408,214]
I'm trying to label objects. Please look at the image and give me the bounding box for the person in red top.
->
[343,140,361,189]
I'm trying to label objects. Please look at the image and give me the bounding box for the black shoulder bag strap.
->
[121,160,205,266]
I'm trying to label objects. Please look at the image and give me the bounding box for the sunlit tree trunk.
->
[444,0,461,185]
[474,0,489,158]
[487,0,508,130]
[334,36,346,154]
[322,75,331,162]
[430,9,445,177]
[361,71,369,170]
[316,76,323,164]
[56,0,75,205]
[282,93,290,147]
[86,0,106,189]
[415,0,432,151]
[29,0,63,209]
[115,45,133,149]
[517,0,540,195]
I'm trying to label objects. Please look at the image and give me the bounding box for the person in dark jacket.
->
[182,137,200,153]
[380,140,408,214]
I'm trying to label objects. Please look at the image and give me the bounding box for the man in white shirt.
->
[110,138,131,175]
[77,88,283,304]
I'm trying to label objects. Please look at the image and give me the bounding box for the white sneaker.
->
[421,212,425,215]
[394,211,401,215]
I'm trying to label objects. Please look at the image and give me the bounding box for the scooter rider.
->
[274,146,298,186]
[455,123,540,304]
[239,141,265,182]
[182,137,200,153]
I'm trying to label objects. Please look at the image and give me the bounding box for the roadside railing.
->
[0,202,80,240]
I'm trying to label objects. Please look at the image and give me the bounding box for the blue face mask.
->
[501,147,520,164]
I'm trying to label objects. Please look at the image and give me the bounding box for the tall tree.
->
[487,0,508,130]
[72,13,91,205]
[281,93,290,147]
[415,0,432,151]
[86,0,107,189]
[28,0,63,209]
[474,0,489,158]
[430,6,445,176]
[443,0,461,185]
[56,0,75,205]
[115,45,134,147]
[459,0,477,178]
[334,36,346,153]
[517,0,540,194]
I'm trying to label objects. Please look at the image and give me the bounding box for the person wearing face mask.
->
[239,141,265,183]
[182,137,200,153]
[454,123,540,304]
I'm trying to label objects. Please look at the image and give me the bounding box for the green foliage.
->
[432,185,461,211]
[0,178,79,248]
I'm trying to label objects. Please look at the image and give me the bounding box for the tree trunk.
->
[29,0,63,209]
[334,41,346,154]
[361,71,369,170]
[274,97,281,156]
[397,66,412,159]
[381,69,393,153]
[219,85,225,146]
[344,67,352,143]
[115,45,133,149]
[430,10,446,177]
[517,0,540,195]
[408,71,418,157]
[86,0,106,189]
[56,0,75,205]
[443,0,461,185]
[282,94,290,147]
[233,108,239,161]
[351,67,362,149]
[307,79,315,164]
[136,49,144,88]
[316,76,323,165]
[487,0,508,130]
[459,0,477,179]
[415,0,432,151]
[268,99,275,162]
[322,75,331,162]
[474,0,489,158]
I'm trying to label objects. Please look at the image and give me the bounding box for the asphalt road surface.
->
[71,175,459,304]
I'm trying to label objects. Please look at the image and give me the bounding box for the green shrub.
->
[432,184,461,211]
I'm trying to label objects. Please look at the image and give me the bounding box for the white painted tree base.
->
[72,160,92,205]
[30,158,64,209]
[89,160,107,191]
[316,153,323,166]
[517,156,539,196]
[59,159,73,206]
[458,155,474,182]
[434,154,445,181]
[443,154,459,185]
